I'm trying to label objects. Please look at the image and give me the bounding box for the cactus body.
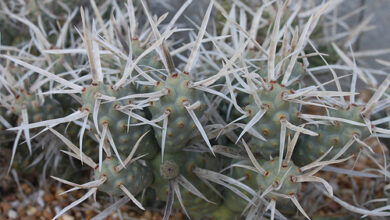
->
[149,73,207,153]
[94,157,153,196]
[12,90,63,124]
[256,158,301,200]
[81,83,158,159]
[293,106,370,166]
[244,82,299,157]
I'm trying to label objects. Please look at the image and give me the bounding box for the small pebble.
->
[17,205,26,216]
[85,209,96,220]
[0,202,11,213]
[152,212,160,220]
[75,211,83,219]
[44,193,55,203]
[60,214,75,220]
[27,206,37,216]
[176,212,183,219]
[144,210,152,219]
[8,209,18,219]
[22,183,32,194]
[42,207,53,219]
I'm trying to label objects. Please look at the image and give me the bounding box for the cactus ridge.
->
[293,105,370,166]
[223,159,259,213]
[149,73,207,153]
[81,82,158,159]
[256,158,301,201]
[94,157,153,196]
[12,90,63,124]
[244,82,299,157]
[2,1,390,219]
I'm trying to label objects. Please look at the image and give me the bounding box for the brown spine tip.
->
[181,98,189,105]
[261,103,271,111]
[188,164,196,174]
[352,131,361,137]
[177,122,185,128]
[183,71,189,75]
[171,73,179,78]
[279,115,287,121]
[289,175,297,183]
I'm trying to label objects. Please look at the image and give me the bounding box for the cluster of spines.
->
[1,1,390,220]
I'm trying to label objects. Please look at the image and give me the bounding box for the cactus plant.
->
[1,1,390,220]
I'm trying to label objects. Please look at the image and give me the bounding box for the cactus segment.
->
[11,90,63,124]
[94,157,153,196]
[293,105,370,166]
[149,73,207,153]
[244,82,299,157]
[81,82,158,159]
[256,158,301,201]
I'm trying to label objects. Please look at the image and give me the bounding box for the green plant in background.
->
[1,0,390,220]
